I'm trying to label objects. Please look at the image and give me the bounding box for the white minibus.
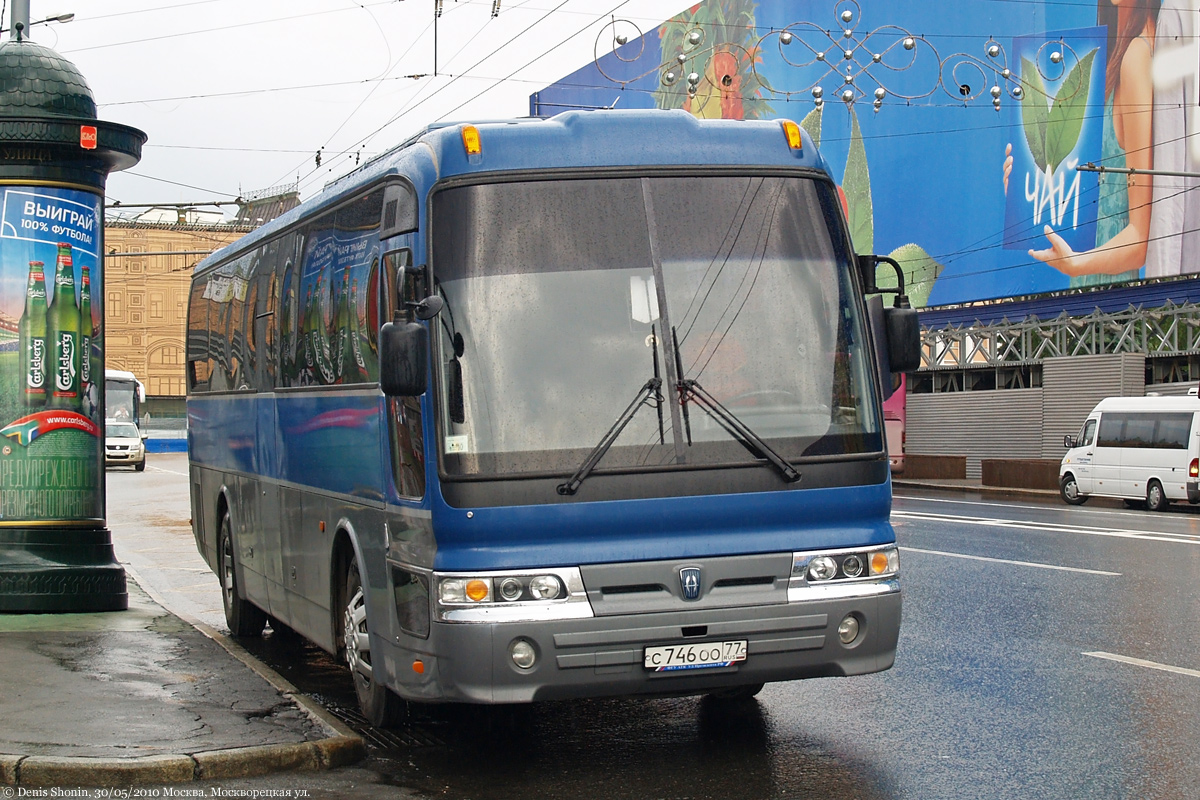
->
[1060,396,1200,511]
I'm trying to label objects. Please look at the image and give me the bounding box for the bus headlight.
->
[528,575,562,600]
[439,577,491,604]
[808,557,838,581]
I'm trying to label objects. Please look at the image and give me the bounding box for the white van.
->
[1060,396,1200,510]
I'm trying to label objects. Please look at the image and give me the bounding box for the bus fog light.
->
[838,615,860,644]
[808,557,837,581]
[510,639,537,669]
[529,575,562,600]
[498,577,523,601]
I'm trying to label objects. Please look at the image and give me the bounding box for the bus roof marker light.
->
[781,120,803,153]
[461,125,482,156]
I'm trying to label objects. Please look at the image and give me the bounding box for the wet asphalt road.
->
[108,456,1200,800]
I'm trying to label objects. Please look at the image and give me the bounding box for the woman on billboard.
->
[1004,0,1166,284]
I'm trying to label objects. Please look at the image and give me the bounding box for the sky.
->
[17,0,685,213]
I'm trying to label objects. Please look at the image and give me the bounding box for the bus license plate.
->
[644,640,748,672]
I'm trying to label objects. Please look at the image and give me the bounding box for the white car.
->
[105,421,146,471]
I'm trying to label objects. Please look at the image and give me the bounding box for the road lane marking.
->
[894,510,1200,546]
[900,546,1121,576]
[148,465,189,476]
[1083,651,1200,679]
[895,494,1200,526]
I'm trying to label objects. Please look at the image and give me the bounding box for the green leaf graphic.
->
[1045,48,1097,172]
[843,107,873,254]
[880,243,945,310]
[800,105,822,148]
[1020,56,1050,172]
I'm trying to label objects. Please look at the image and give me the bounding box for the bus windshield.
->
[432,175,881,479]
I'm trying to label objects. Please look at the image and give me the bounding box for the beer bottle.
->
[79,264,93,402]
[279,279,294,385]
[18,260,48,407]
[46,243,81,410]
[300,284,315,384]
[333,272,351,383]
[314,276,335,385]
[349,278,369,382]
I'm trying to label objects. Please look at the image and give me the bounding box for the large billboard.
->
[533,0,1199,308]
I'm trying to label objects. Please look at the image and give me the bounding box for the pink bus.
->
[883,374,905,474]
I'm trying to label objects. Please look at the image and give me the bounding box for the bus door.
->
[1072,416,1098,494]
[256,237,289,622]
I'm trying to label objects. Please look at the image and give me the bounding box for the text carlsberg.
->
[46,242,81,410]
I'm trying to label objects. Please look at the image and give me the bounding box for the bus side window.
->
[1081,419,1096,447]
[382,249,414,322]
[187,280,211,393]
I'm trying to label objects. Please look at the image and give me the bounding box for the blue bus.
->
[187,109,919,726]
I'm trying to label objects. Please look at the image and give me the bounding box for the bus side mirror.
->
[885,304,921,373]
[1064,435,1076,449]
[379,320,428,397]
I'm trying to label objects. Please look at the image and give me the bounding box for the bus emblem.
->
[679,567,701,601]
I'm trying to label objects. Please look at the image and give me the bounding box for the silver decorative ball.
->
[842,88,855,103]
[663,71,678,86]
[1011,85,1024,100]
[843,29,853,40]
[874,87,886,100]
[780,31,793,45]
[841,9,853,23]
[844,72,855,84]
[988,45,1000,58]
[873,53,882,63]
[816,50,825,61]
[873,99,882,112]
[1051,51,1062,64]
[993,98,1002,110]
[1002,68,1011,79]
[687,72,700,86]
[688,30,702,46]
[990,85,1001,98]
[812,85,824,99]
[815,98,824,108]
[616,34,628,45]
[844,49,854,61]
[677,53,687,64]
[903,37,915,51]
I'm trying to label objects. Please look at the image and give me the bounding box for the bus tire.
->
[707,683,764,701]
[1146,480,1169,512]
[343,556,406,728]
[218,510,267,637]
[1059,474,1087,506]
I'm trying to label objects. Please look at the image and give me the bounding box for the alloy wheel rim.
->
[344,585,373,683]
[221,533,234,608]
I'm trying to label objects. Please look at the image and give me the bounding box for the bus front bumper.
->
[384,581,900,704]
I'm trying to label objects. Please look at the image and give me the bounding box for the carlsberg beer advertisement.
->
[0,186,103,521]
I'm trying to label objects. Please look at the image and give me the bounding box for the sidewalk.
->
[892,477,1060,501]
[0,574,365,788]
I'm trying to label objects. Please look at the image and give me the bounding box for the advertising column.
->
[0,23,144,611]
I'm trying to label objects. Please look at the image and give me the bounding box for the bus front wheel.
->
[218,510,267,637]
[343,557,406,728]
[1059,475,1087,506]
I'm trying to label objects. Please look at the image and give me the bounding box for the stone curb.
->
[4,737,368,787]
[0,566,368,788]
[893,479,1059,501]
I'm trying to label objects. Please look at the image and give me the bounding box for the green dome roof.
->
[0,38,95,119]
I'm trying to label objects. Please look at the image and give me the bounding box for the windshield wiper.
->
[557,377,663,496]
[671,326,801,485]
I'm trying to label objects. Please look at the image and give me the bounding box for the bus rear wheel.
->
[1059,474,1087,506]
[343,556,406,728]
[1146,480,1169,512]
[218,510,267,637]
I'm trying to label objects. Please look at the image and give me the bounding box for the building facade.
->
[104,221,252,399]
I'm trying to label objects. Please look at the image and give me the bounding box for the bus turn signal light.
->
[462,125,482,156]
[781,120,803,151]
[465,579,490,602]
